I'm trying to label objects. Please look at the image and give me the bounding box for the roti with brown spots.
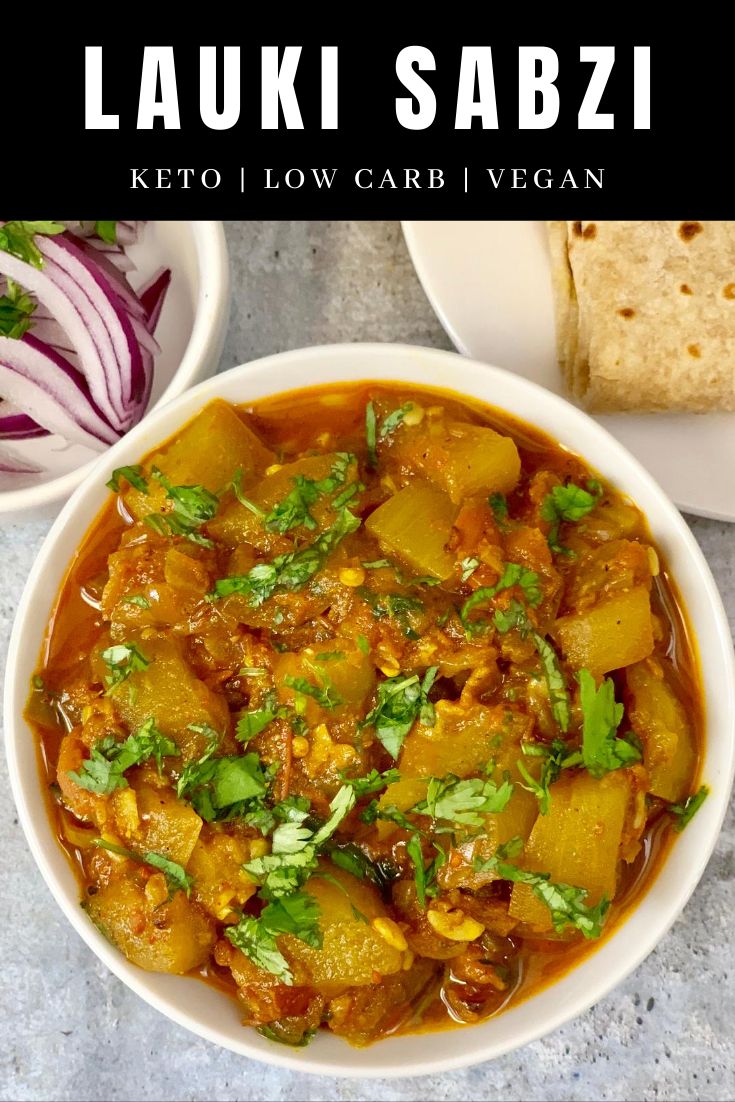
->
[548,220,735,411]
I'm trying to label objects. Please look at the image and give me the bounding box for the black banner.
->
[10,35,728,216]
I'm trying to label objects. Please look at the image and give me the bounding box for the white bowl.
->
[0,220,230,521]
[5,344,734,1078]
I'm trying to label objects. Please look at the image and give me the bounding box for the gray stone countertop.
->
[1,222,733,1102]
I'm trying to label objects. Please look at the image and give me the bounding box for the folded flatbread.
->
[548,221,735,412]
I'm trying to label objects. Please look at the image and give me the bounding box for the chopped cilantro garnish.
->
[670,785,709,831]
[94,839,193,898]
[224,468,264,517]
[225,914,294,984]
[285,671,343,710]
[212,508,361,605]
[406,834,445,908]
[356,634,370,654]
[413,773,514,826]
[357,586,424,638]
[461,562,542,634]
[236,704,282,744]
[106,465,148,494]
[491,602,570,732]
[578,669,641,777]
[379,402,413,439]
[145,467,219,546]
[0,220,65,268]
[475,838,609,939]
[243,784,356,900]
[100,643,149,695]
[0,279,36,339]
[177,732,268,822]
[69,717,178,795]
[534,634,572,733]
[365,400,378,469]
[489,492,509,525]
[264,453,357,534]
[460,557,480,582]
[361,666,438,759]
[94,221,117,244]
[517,739,577,815]
[541,481,602,554]
[340,766,401,797]
[121,594,151,609]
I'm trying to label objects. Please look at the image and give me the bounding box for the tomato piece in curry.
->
[27,383,705,1048]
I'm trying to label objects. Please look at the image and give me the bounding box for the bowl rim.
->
[5,342,734,1078]
[0,220,229,515]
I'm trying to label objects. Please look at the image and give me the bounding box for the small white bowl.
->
[0,221,230,521]
[5,345,734,1078]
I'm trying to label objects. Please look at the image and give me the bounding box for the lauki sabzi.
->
[27,383,705,1047]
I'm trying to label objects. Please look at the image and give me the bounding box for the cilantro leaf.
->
[243,785,355,899]
[365,400,378,469]
[121,594,151,609]
[100,643,149,695]
[264,453,357,534]
[144,851,194,897]
[489,492,509,525]
[236,705,282,744]
[475,840,609,938]
[517,739,576,815]
[460,557,480,582]
[461,563,543,634]
[71,720,178,796]
[578,669,641,777]
[260,890,323,949]
[311,785,357,847]
[225,914,294,984]
[94,839,192,898]
[670,785,709,831]
[340,767,401,797]
[243,847,320,899]
[106,465,148,494]
[223,468,264,516]
[146,467,219,546]
[492,599,531,637]
[285,673,343,710]
[541,482,602,554]
[534,634,572,734]
[407,834,446,908]
[0,279,36,339]
[177,737,268,822]
[413,774,514,826]
[94,221,117,244]
[361,666,438,759]
[0,220,65,268]
[213,508,361,604]
[491,607,570,733]
[379,403,413,439]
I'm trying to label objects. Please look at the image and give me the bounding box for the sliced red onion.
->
[0,334,118,449]
[138,268,171,332]
[0,222,166,473]
[116,221,143,245]
[66,232,146,320]
[88,244,136,273]
[0,248,125,430]
[40,236,145,416]
[0,446,44,474]
[0,410,47,439]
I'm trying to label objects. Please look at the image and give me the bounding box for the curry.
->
[27,383,705,1048]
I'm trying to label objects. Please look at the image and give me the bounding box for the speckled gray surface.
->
[1,221,733,1102]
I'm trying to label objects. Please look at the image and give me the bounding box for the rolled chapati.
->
[548,220,735,412]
